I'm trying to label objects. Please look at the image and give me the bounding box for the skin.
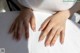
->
[9,7,36,41]
[39,10,70,46]
[39,2,80,46]
[9,2,80,46]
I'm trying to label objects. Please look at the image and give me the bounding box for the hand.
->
[9,8,36,41]
[39,10,71,46]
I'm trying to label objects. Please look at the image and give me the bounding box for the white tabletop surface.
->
[0,11,28,53]
[0,11,80,53]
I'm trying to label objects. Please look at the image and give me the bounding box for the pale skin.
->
[39,10,70,46]
[9,2,80,46]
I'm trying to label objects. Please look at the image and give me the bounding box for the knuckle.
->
[48,22,53,27]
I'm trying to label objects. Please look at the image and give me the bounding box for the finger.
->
[16,20,22,40]
[12,12,24,40]
[39,22,54,41]
[8,14,22,33]
[23,13,31,40]
[12,21,18,40]
[30,14,36,31]
[60,27,65,44]
[50,29,60,46]
[45,28,57,46]
[12,17,22,41]
[13,31,16,40]
[39,16,51,31]
[9,18,18,33]
[23,19,29,40]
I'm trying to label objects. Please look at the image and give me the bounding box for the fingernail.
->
[38,28,41,31]
[25,33,29,40]
[38,39,42,42]
[60,41,64,45]
[38,37,43,42]
[50,43,54,46]
[33,29,36,32]
[38,27,42,31]
[45,44,48,47]
[32,27,36,32]
[45,42,49,46]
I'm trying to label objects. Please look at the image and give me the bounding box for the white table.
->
[0,11,80,53]
[0,11,28,53]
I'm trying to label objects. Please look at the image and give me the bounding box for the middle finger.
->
[39,22,55,41]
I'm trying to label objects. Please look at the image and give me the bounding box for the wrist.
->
[69,2,80,15]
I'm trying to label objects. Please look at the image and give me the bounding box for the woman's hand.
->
[9,8,36,41]
[39,10,71,46]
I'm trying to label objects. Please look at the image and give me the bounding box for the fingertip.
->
[38,36,44,42]
[60,41,63,45]
[25,32,29,40]
[38,38,42,42]
[8,28,13,34]
[45,44,49,47]
[38,27,42,31]
[12,34,20,42]
[60,35,64,45]
[16,35,21,41]
[33,29,36,32]
[32,26,36,32]
[38,39,41,42]
[8,30,11,34]
[38,28,40,31]
[45,41,50,46]
[50,42,54,46]
[60,37,64,44]
[50,39,56,46]
[60,39,64,44]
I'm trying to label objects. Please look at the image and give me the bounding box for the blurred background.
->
[0,0,80,23]
[0,0,9,12]
[0,0,20,12]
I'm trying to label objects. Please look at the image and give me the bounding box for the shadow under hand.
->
[0,11,29,53]
[70,13,80,29]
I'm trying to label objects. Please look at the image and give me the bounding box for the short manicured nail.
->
[45,44,48,47]
[32,26,36,32]
[38,39,41,42]
[38,40,42,42]
[38,38,42,42]
[38,27,42,31]
[33,28,36,32]
[45,42,50,46]
[38,28,41,31]
[60,41,64,44]
[50,42,55,46]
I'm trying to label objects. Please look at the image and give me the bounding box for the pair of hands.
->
[9,8,71,46]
